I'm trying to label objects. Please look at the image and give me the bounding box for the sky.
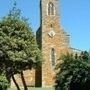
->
[0,0,90,51]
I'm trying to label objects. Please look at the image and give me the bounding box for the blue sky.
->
[0,0,90,51]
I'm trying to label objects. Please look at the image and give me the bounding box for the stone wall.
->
[11,69,35,88]
[37,0,70,87]
[40,21,70,86]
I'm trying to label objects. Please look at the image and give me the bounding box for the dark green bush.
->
[0,74,10,90]
[55,51,90,90]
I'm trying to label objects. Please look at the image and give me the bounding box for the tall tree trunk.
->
[20,71,28,90]
[12,75,21,90]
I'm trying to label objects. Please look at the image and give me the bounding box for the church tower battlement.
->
[36,0,70,87]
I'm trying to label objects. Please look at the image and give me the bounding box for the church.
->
[36,0,70,87]
[11,0,79,88]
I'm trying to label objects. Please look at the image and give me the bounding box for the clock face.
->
[48,30,56,37]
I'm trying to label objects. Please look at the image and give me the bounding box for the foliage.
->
[55,51,90,90]
[0,74,10,90]
[0,4,42,89]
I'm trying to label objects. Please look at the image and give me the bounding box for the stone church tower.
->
[36,0,70,87]
[11,0,71,88]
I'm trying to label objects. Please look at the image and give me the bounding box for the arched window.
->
[48,2,54,15]
[51,48,56,66]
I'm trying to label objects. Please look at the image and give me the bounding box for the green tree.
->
[55,51,90,90]
[0,4,41,90]
[0,51,10,90]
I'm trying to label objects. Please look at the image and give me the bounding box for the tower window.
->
[48,2,55,15]
[51,48,56,66]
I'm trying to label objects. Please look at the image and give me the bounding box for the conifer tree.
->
[0,3,41,89]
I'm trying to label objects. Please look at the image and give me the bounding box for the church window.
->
[51,48,56,66]
[48,2,55,15]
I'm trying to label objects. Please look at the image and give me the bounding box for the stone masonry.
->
[36,0,70,87]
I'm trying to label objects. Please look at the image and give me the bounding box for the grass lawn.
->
[8,87,55,90]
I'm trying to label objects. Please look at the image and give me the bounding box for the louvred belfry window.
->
[48,2,55,15]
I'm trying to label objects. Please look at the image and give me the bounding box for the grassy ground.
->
[8,87,55,90]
